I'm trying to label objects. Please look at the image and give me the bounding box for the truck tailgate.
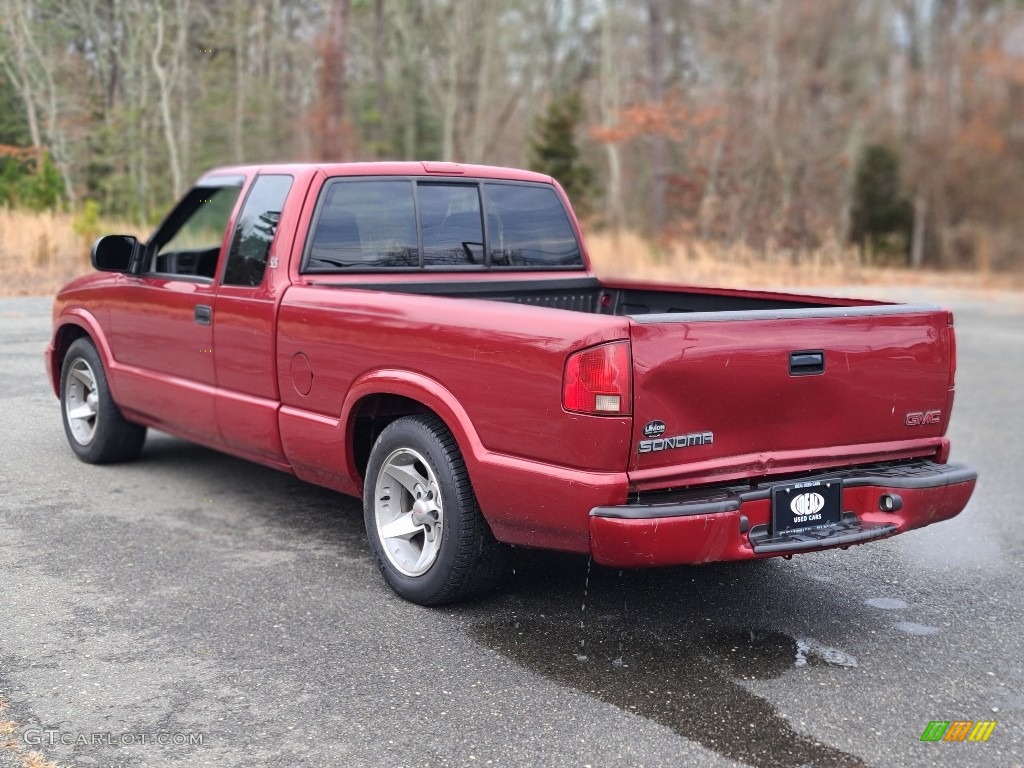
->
[627,305,954,488]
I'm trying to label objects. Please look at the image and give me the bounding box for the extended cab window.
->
[484,183,582,267]
[151,183,242,278]
[307,180,418,270]
[223,175,293,286]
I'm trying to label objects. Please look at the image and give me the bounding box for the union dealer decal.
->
[642,420,667,438]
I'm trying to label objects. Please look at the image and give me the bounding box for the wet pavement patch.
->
[472,618,867,768]
[864,597,907,610]
[893,622,940,636]
[793,637,859,668]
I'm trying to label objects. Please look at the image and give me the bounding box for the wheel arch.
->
[50,311,114,397]
[342,370,487,486]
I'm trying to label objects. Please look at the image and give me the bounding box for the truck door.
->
[108,179,244,443]
[213,174,295,464]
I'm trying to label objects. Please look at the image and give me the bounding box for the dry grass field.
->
[0,208,146,297]
[1,207,1019,298]
[585,230,1024,294]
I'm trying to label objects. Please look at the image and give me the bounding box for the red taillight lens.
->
[563,341,632,415]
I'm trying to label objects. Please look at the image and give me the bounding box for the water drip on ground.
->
[576,557,591,662]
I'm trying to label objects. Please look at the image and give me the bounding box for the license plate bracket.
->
[771,480,842,535]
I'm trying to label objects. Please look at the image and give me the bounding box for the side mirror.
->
[91,235,140,273]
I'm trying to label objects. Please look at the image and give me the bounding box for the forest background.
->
[1,0,1023,295]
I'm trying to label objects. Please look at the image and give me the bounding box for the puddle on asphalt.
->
[472,617,867,768]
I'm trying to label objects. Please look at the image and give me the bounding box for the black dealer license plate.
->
[771,480,842,534]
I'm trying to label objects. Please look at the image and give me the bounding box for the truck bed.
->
[293,273,953,478]
[306,274,882,316]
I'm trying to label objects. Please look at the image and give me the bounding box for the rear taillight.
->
[563,341,632,415]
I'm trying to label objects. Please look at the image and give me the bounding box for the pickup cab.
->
[47,162,977,604]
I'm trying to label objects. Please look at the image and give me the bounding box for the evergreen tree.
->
[0,76,31,146]
[849,144,913,260]
[0,75,64,210]
[528,92,595,216]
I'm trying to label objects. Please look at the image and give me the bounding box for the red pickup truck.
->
[47,162,976,604]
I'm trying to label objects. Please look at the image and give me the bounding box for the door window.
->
[152,183,243,278]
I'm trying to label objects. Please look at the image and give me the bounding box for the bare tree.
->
[0,0,43,149]
[151,2,182,196]
[313,0,352,161]
[647,0,667,237]
[599,0,624,232]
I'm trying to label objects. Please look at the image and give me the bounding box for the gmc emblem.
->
[905,410,942,426]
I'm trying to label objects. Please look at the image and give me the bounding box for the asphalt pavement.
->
[0,288,1020,768]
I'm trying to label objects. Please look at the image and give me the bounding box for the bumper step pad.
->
[748,514,897,554]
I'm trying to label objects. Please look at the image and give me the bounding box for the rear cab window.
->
[302,177,583,273]
[223,174,294,286]
[308,180,418,269]
[419,184,484,267]
[484,183,581,268]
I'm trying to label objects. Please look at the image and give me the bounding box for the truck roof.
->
[197,161,556,185]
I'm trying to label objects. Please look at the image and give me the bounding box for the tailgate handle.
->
[789,350,824,376]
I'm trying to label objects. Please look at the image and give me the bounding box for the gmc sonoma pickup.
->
[47,161,977,604]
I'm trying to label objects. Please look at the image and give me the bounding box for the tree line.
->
[1,0,1022,271]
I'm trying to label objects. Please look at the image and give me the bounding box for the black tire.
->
[60,337,147,464]
[363,414,510,605]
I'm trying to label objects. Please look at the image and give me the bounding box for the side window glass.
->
[306,180,418,269]
[419,184,484,267]
[153,184,242,278]
[223,175,293,286]
[484,183,582,267]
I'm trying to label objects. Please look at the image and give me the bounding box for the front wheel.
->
[60,338,146,464]
[363,414,509,605]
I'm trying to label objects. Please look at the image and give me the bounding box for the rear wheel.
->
[60,338,146,464]
[363,414,509,605]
